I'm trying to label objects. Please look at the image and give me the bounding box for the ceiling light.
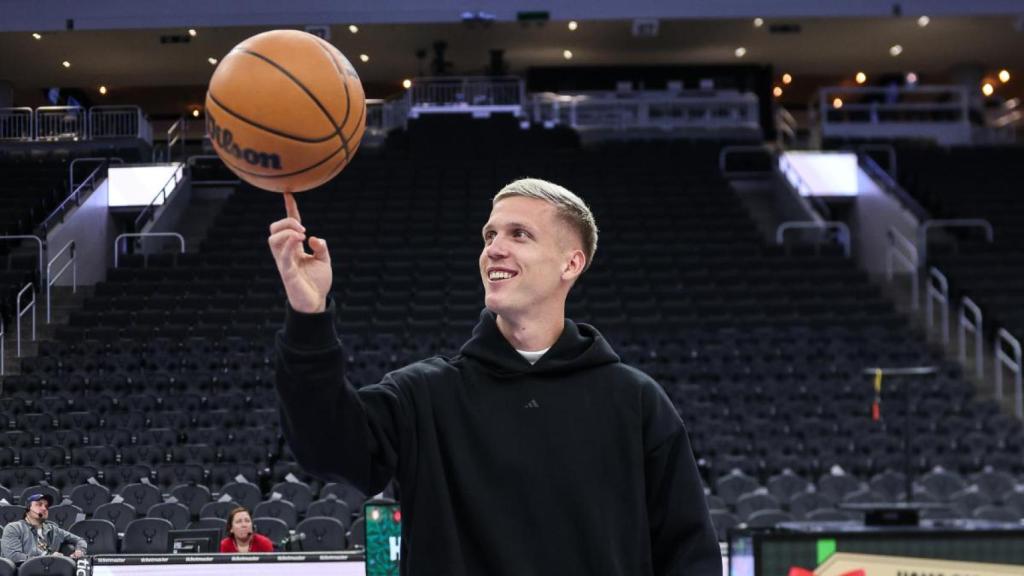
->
[188,29,197,37]
[208,57,218,65]
[192,109,200,118]
[782,73,793,85]
[889,44,903,57]
[906,72,918,84]
[32,33,41,40]
[855,72,867,84]
[568,21,578,31]
[917,15,930,27]
[999,69,1011,83]
[833,98,844,109]
[982,83,994,97]
[753,18,764,28]
[563,49,573,60]
[99,86,107,95]
[359,54,369,62]
[772,86,783,98]
[61,61,70,68]
[734,47,747,58]
[402,79,412,89]
[349,25,359,34]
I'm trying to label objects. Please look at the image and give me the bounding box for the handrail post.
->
[886,227,920,309]
[926,267,950,345]
[114,232,186,268]
[995,329,1023,419]
[958,296,984,380]
[46,240,77,323]
[16,283,36,357]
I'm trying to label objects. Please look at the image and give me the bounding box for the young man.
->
[0,494,87,564]
[271,178,720,575]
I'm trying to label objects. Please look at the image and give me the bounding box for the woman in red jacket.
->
[220,507,274,553]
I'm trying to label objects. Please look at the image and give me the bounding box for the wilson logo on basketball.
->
[206,112,283,170]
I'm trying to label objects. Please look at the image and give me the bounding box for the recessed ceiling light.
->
[349,25,359,34]
[61,61,70,68]
[753,18,764,28]
[359,54,369,62]
[855,72,867,84]
[99,86,108,95]
[982,83,994,96]
[563,50,573,60]
[917,15,930,27]
[188,29,197,37]
[192,109,200,118]
[734,47,747,58]
[568,21,578,31]
[782,73,793,85]
[906,72,918,84]
[833,98,844,109]
[208,57,218,65]
[32,33,41,40]
[402,79,412,89]
[772,86,783,97]
[889,44,903,57]
[999,69,1011,83]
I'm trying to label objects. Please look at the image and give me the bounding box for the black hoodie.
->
[276,303,721,576]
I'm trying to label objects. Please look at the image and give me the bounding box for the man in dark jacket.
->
[270,178,720,575]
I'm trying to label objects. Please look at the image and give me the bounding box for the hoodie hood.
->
[459,308,620,377]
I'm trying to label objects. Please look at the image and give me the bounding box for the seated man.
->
[0,494,86,563]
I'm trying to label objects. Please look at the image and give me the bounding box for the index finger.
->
[284,192,301,224]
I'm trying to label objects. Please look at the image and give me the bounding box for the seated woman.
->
[220,507,274,553]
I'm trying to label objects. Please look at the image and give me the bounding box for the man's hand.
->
[268,193,333,313]
[70,550,84,559]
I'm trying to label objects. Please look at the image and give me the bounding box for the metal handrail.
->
[16,282,35,357]
[718,145,773,178]
[46,240,76,324]
[34,105,87,140]
[995,329,1023,419]
[167,116,185,162]
[39,158,124,232]
[858,154,930,222]
[776,221,852,258]
[926,267,950,345]
[0,107,34,141]
[918,219,995,265]
[0,235,45,284]
[958,296,984,380]
[886,227,919,310]
[856,143,897,181]
[70,157,123,194]
[133,163,185,230]
[114,233,185,268]
[0,316,5,376]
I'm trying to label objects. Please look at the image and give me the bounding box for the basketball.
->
[204,29,366,193]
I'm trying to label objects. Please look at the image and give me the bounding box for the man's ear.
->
[562,249,586,282]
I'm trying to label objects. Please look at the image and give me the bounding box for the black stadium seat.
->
[69,519,119,554]
[122,517,173,553]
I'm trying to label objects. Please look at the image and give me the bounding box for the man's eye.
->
[514,229,528,238]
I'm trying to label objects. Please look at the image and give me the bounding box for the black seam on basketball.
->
[339,100,365,165]
[207,92,336,143]
[309,38,352,164]
[237,49,344,136]
[220,141,346,179]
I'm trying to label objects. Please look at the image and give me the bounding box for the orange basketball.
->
[205,29,366,193]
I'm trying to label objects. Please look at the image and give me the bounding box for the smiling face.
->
[479,196,584,322]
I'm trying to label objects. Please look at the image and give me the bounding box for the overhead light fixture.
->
[982,83,994,96]
[906,72,918,84]
[32,33,41,40]
[359,54,369,62]
[61,60,70,68]
[568,21,578,31]
[349,25,359,34]
[772,86,783,98]
[917,15,930,27]
[208,57,218,65]
[192,109,200,118]
[782,73,793,85]
[889,44,903,57]
[999,69,1011,83]
[833,97,844,109]
[855,72,867,84]
[188,29,197,37]
[753,18,764,28]
[99,86,108,95]
[734,46,747,58]
[402,79,412,89]
[563,49,573,60]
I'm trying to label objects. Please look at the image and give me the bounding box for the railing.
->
[187,155,240,185]
[365,98,410,137]
[114,233,186,268]
[858,154,930,222]
[886,227,919,310]
[918,219,994,266]
[995,329,1023,419]
[46,240,76,324]
[35,106,87,141]
[0,235,44,284]
[0,105,152,142]
[775,106,798,147]
[16,283,35,357]
[0,107,34,140]
[818,85,973,145]
[166,117,186,162]
[926,267,950,346]
[855,143,898,180]
[408,76,525,115]
[133,163,185,230]
[776,221,852,258]
[38,157,125,233]
[0,316,5,376]
[958,296,984,380]
[89,105,151,143]
[718,145,773,179]
[777,153,813,197]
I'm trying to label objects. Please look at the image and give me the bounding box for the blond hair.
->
[492,178,598,272]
